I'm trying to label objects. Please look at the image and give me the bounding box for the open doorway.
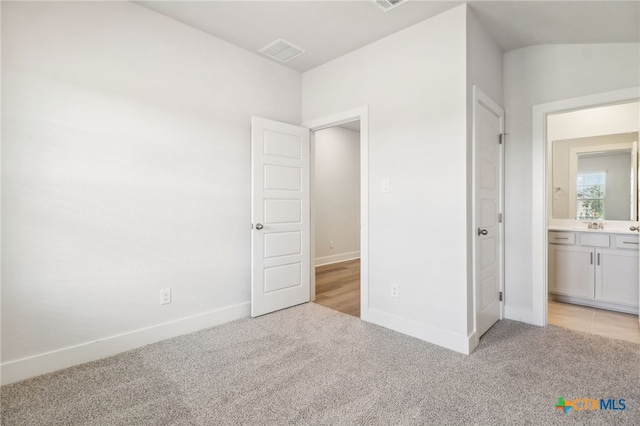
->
[312,121,361,317]
[545,100,640,344]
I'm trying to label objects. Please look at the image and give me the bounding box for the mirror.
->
[548,102,639,222]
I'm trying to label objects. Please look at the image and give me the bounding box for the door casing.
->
[531,86,640,326]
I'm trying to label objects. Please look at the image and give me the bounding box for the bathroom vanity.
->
[548,228,639,314]
[547,127,639,316]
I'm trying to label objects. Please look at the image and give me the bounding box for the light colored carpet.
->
[2,303,639,425]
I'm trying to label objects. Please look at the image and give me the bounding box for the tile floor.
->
[548,299,640,344]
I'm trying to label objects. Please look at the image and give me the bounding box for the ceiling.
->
[135,1,640,72]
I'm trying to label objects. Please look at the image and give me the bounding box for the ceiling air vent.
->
[374,0,408,12]
[259,39,305,63]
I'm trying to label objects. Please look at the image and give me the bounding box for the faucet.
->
[585,222,605,229]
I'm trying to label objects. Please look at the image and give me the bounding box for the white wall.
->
[548,102,639,142]
[303,5,473,352]
[1,1,300,382]
[314,126,360,266]
[466,9,503,107]
[503,43,640,320]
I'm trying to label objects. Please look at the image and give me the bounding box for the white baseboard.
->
[504,304,542,326]
[467,331,479,353]
[315,251,360,267]
[1,302,250,385]
[361,307,473,355]
[550,294,639,315]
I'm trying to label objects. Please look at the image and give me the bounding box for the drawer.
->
[549,231,575,245]
[615,235,639,250]
[580,233,610,248]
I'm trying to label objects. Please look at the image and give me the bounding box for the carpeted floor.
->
[2,303,639,425]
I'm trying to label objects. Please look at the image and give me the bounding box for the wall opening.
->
[313,121,361,317]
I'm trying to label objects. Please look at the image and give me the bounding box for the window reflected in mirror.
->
[576,171,605,220]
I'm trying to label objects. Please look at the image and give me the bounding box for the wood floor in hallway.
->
[314,259,360,317]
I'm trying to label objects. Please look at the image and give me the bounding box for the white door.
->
[251,117,310,317]
[474,88,504,337]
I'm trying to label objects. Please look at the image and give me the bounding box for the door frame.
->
[531,86,640,326]
[472,86,505,347]
[302,105,370,319]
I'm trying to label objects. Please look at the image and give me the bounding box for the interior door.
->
[251,117,310,317]
[474,89,504,338]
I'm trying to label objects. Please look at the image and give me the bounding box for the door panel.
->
[264,232,302,258]
[596,248,639,306]
[481,238,496,268]
[252,117,310,317]
[481,275,497,310]
[550,245,594,299]
[264,199,302,224]
[264,263,302,293]
[481,199,497,227]
[264,130,302,158]
[475,90,504,338]
[264,165,301,191]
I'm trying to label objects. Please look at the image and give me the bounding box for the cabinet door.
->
[549,245,594,299]
[595,249,639,308]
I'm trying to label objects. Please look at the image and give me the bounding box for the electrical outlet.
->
[391,283,399,298]
[160,288,172,305]
[329,240,334,250]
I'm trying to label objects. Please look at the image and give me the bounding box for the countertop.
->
[548,225,638,235]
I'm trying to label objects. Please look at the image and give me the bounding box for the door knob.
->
[630,226,639,232]
[255,223,264,230]
[477,228,488,236]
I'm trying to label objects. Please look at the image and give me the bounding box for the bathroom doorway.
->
[545,100,640,343]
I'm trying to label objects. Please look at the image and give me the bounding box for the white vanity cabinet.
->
[549,231,639,314]
[548,244,595,299]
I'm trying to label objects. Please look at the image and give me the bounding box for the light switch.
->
[382,179,390,193]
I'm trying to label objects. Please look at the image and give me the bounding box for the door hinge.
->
[499,133,505,145]
[499,291,503,302]
[498,213,503,223]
